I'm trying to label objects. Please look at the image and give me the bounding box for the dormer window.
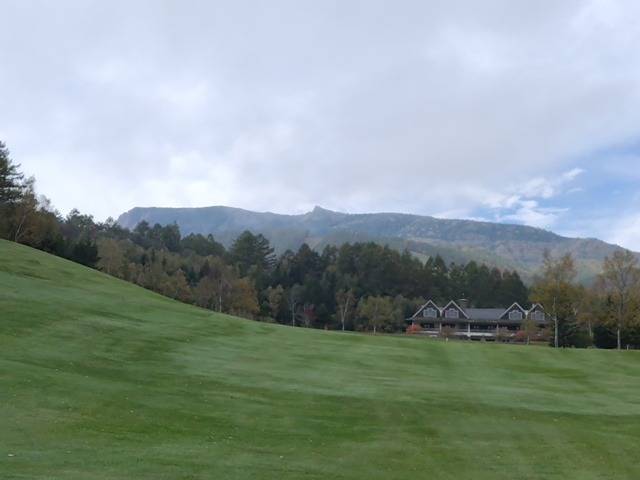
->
[423,307,437,318]
[445,308,459,319]
[532,310,545,321]
[508,310,523,321]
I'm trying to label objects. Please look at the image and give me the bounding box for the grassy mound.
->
[1,239,639,479]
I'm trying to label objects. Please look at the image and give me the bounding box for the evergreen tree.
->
[499,271,529,307]
[0,141,27,239]
[229,231,276,276]
[181,233,225,257]
[0,141,25,205]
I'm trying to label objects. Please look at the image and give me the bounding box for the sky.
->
[1,0,640,249]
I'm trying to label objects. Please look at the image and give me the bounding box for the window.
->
[508,310,523,321]
[445,308,459,319]
[423,307,437,318]
[532,310,545,321]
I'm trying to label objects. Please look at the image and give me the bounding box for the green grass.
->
[1,239,640,479]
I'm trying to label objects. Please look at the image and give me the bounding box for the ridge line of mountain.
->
[116,204,636,281]
[120,204,569,237]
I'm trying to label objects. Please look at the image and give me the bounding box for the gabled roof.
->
[500,302,527,320]
[423,300,440,310]
[527,303,544,313]
[441,300,469,319]
[411,300,440,319]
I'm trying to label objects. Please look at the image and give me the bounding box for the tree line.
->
[530,250,640,349]
[2,140,639,347]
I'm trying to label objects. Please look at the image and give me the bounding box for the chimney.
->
[458,298,469,310]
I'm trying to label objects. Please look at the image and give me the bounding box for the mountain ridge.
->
[117,205,634,281]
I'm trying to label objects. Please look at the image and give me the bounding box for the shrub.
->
[495,327,512,343]
[513,330,528,343]
[406,323,422,335]
[440,326,456,340]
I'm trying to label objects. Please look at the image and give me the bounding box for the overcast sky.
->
[1,1,640,249]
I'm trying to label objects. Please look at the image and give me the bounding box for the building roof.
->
[408,300,546,324]
[465,308,505,320]
[441,300,469,319]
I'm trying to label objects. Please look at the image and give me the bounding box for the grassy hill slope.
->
[1,239,640,479]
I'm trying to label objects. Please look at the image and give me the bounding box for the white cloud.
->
[471,167,586,229]
[0,0,638,247]
[607,213,640,251]
[517,168,585,201]
[562,168,585,181]
[500,205,569,229]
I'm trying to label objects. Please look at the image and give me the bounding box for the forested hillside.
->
[118,205,635,281]
[0,208,530,332]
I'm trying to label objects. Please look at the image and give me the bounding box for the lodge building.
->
[407,300,547,340]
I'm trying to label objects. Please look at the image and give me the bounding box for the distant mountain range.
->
[117,205,636,282]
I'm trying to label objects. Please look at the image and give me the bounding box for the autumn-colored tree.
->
[531,251,578,348]
[357,296,394,334]
[520,317,538,345]
[194,276,219,310]
[598,250,640,350]
[167,270,192,303]
[301,303,316,327]
[97,238,126,276]
[194,257,234,312]
[266,284,284,320]
[227,277,260,318]
[574,285,601,341]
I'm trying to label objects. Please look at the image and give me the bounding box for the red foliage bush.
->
[513,330,528,343]
[406,323,423,335]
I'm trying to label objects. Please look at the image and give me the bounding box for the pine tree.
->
[229,231,275,276]
[0,141,27,239]
[0,141,25,205]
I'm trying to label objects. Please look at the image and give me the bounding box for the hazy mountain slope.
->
[2,239,640,479]
[117,205,633,280]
